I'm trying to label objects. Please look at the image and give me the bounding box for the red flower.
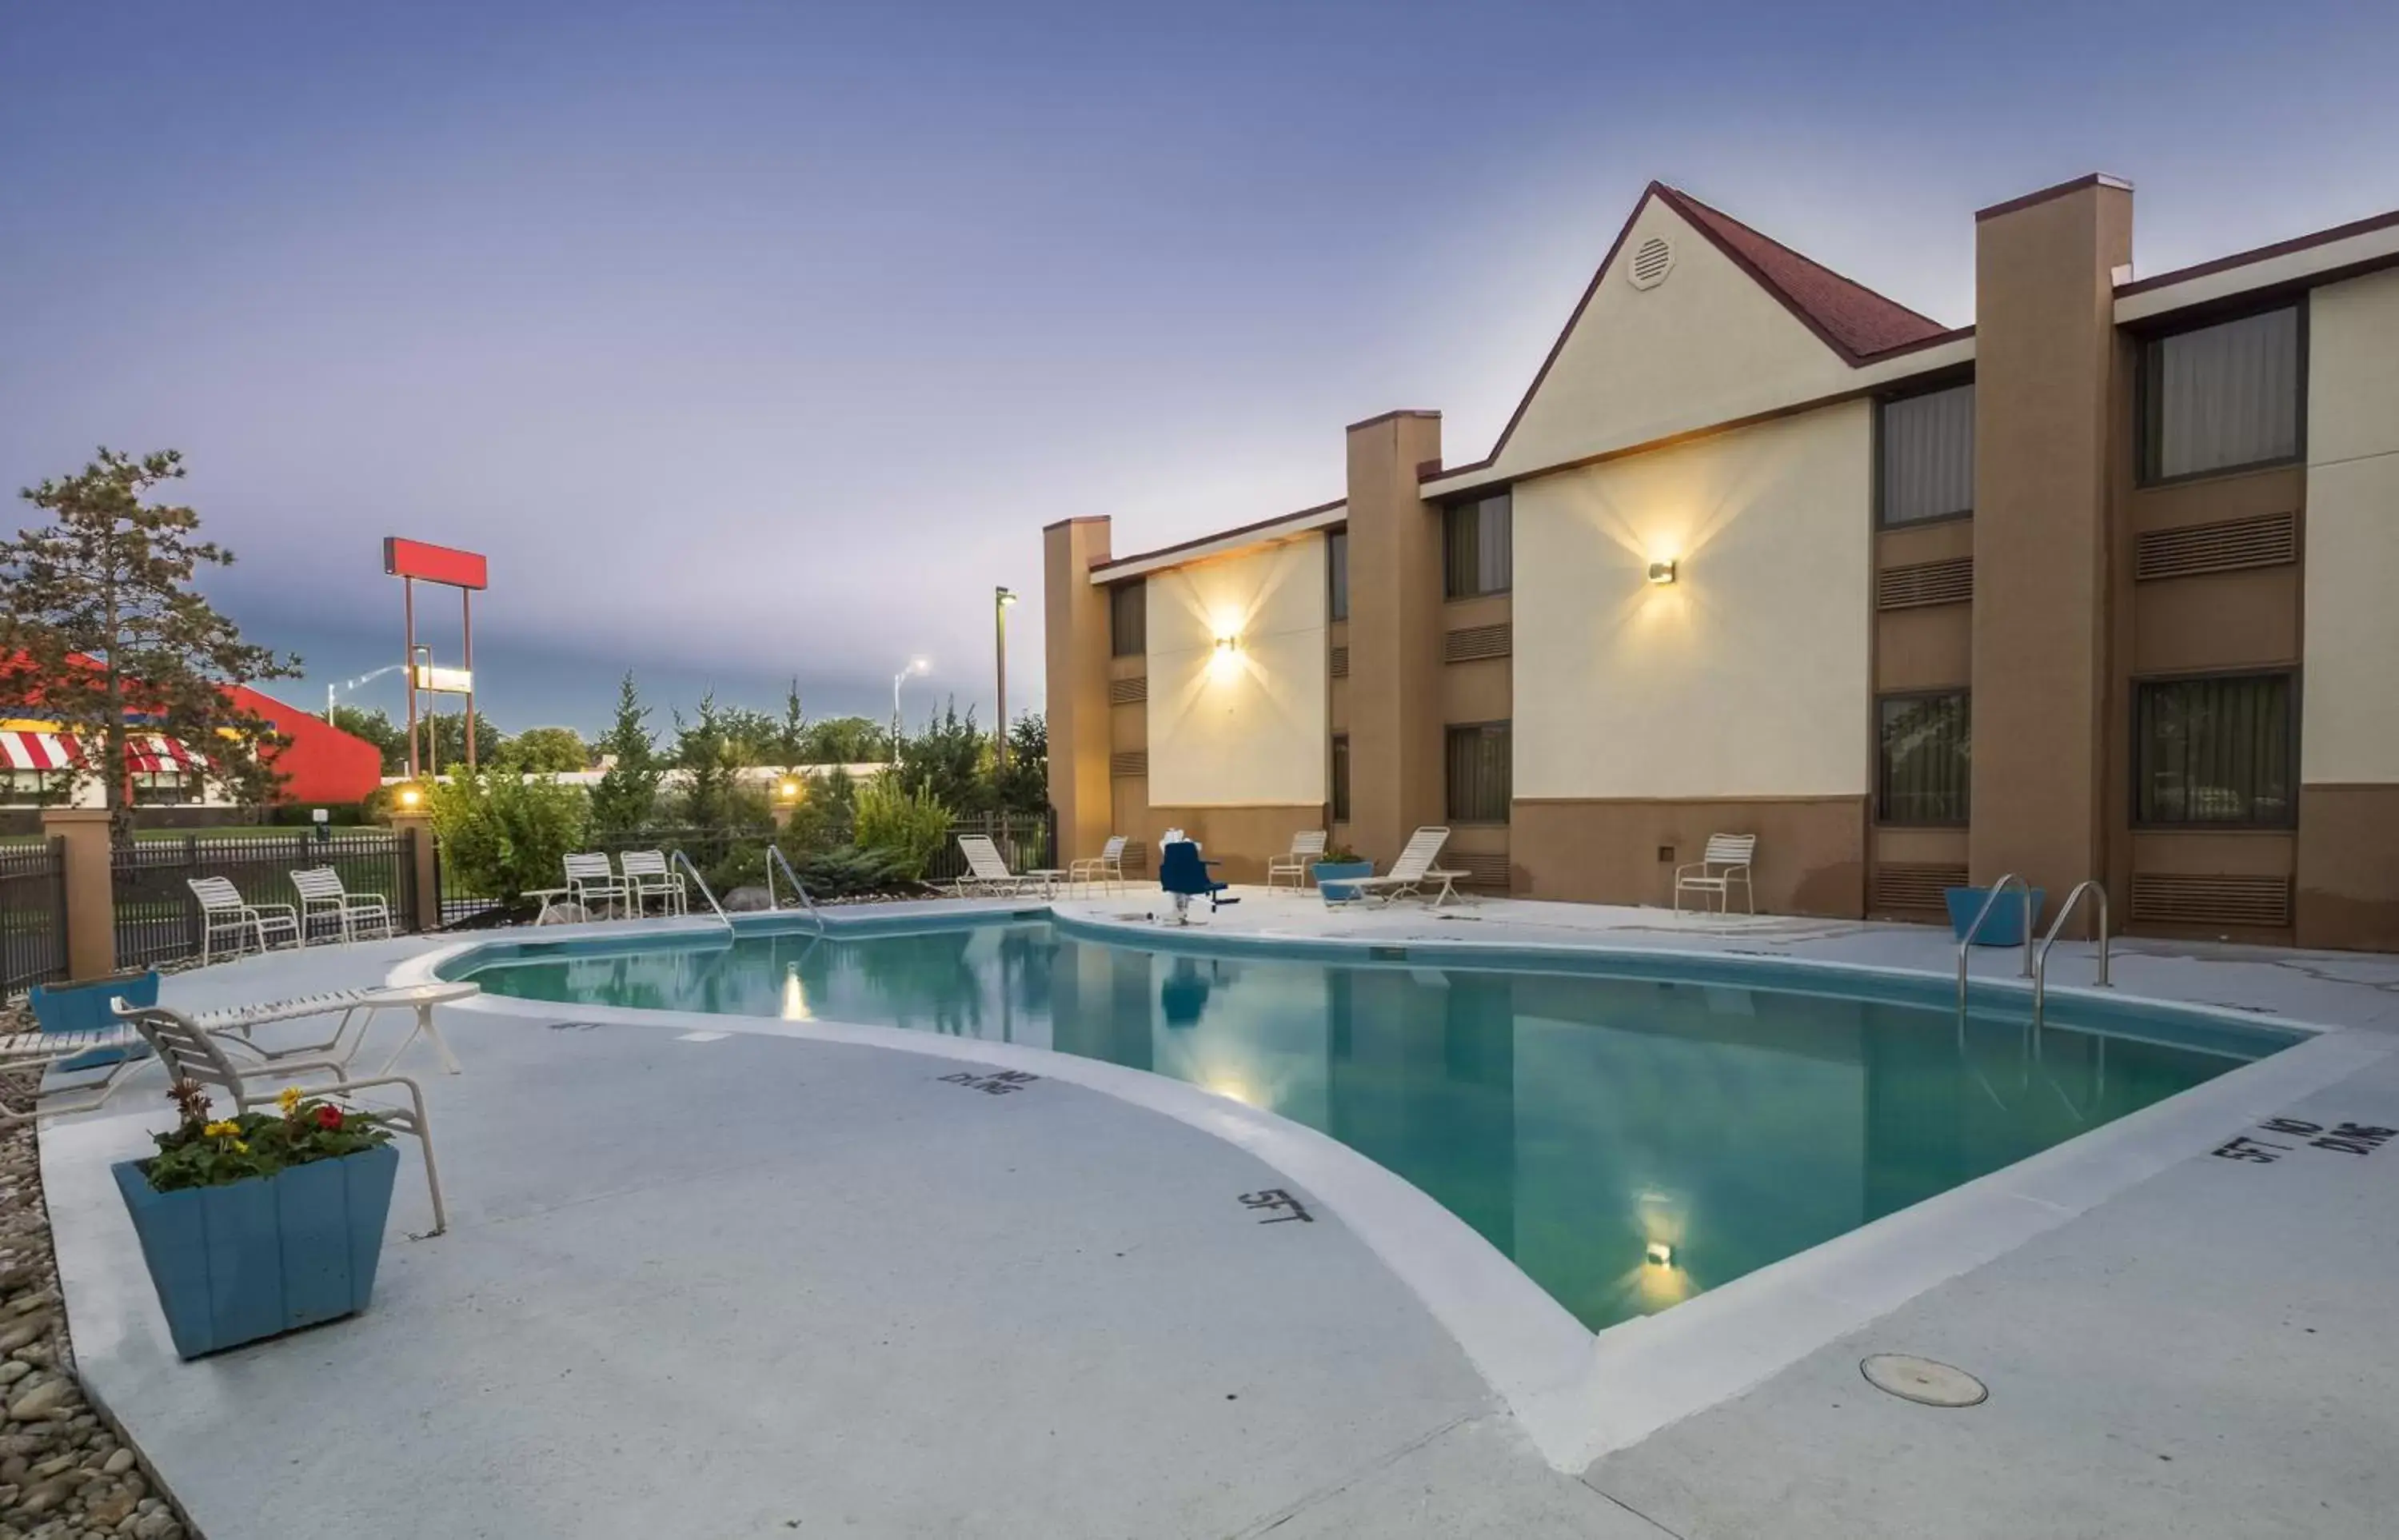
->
[314,1105,344,1131]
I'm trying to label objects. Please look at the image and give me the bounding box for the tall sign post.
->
[382,538,490,778]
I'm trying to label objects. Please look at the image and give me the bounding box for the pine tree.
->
[589,672,661,834]
[0,449,299,836]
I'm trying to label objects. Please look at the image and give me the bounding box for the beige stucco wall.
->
[1513,401,1873,799]
[1145,537,1328,808]
[1493,197,1862,478]
[2304,270,2399,785]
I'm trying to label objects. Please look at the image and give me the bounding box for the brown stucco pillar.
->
[1344,410,1444,870]
[1967,178,2133,921]
[1043,517,1115,868]
[389,808,441,932]
[41,808,117,983]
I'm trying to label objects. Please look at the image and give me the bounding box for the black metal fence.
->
[924,812,1054,884]
[0,840,69,999]
[110,831,421,967]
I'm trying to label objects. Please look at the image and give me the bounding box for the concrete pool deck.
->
[38,894,2399,1537]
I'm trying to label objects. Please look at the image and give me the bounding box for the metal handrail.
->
[1955,872,2034,1019]
[2031,879,2112,1027]
[765,844,825,931]
[671,849,734,933]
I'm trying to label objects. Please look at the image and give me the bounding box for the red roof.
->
[1654,185,1950,363]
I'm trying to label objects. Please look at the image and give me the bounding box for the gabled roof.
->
[1454,182,1958,481]
[1654,185,1951,361]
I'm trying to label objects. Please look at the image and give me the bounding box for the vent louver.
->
[1452,852,1511,888]
[1108,751,1147,779]
[1108,676,1148,705]
[2136,513,2297,582]
[1629,236,1675,290]
[1877,557,1974,610]
[1443,623,1513,664]
[1330,645,1350,679]
[2130,872,2291,928]
[1873,863,1967,912]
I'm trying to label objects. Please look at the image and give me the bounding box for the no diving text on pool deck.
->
[940,1068,1040,1096]
[2213,1119,2396,1164]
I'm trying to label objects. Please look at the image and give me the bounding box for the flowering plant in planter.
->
[139,1080,396,1194]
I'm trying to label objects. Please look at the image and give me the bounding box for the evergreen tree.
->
[589,672,662,834]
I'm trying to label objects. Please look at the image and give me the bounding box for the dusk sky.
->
[5,2,2395,736]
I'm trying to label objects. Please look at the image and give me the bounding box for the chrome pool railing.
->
[1955,872,2035,1021]
[672,849,734,934]
[765,845,825,932]
[2032,879,2113,1028]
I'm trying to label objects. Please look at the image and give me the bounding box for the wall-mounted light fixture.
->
[1206,633,1243,681]
[776,777,801,803]
[1646,559,1679,585]
[397,784,424,810]
[1213,635,1239,656]
[1644,1240,1675,1268]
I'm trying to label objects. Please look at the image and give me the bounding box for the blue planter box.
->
[1945,886,2047,947]
[1315,860,1374,904]
[30,971,158,1072]
[113,1144,400,1359]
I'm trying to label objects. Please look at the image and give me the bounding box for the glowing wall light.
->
[1207,633,1243,681]
[1646,559,1679,585]
[1644,1240,1675,1268]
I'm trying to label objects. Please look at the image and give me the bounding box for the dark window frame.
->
[1442,493,1513,600]
[1327,527,1349,622]
[1329,733,1350,825]
[2134,298,2308,489]
[2129,667,2301,832]
[1443,719,1512,825]
[1872,373,1977,529]
[1874,688,1972,828]
[1108,580,1145,658]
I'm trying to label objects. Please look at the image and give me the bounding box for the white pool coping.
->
[395,900,2397,1470]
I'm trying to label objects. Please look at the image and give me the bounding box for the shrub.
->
[429,766,590,903]
[792,844,912,898]
[852,774,950,880]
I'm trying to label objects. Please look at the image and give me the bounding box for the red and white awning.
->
[0,730,206,775]
[0,731,82,772]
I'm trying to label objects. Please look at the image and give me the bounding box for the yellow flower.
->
[202,1120,241,1138]
[230,1140,249,1155]
[277,1087,302,1114]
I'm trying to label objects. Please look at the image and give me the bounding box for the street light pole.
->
[994,586,1018,769]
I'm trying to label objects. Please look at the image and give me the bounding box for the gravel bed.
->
[0,998,193,1540]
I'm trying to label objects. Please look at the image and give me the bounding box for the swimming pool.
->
[453,915,2297,1332]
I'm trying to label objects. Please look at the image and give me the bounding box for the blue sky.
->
[4,1,2394,734]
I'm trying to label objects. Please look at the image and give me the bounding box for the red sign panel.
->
[382,537,489,590]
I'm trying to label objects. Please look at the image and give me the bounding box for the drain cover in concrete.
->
[1861,1354,1988,1407]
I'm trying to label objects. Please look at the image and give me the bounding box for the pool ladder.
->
[765,845,827,932]
[1955,875,2113,1029]
[671,848,736,934]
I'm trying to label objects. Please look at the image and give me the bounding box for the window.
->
[1108,580,1145,658]
[1327,529,1349,621]
[2134,672,2295,827]
[1877,692,1970,824]
[1444,721,1511,823]
[2140,305,2301,483]
[1443,493,1511,598]
[1330,734,1350,824]
[1,770,62,805]
[131,772,199,807]
[1878,382,1974,525]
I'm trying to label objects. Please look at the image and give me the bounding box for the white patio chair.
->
[121,1003,447,1238]
[617,850,688,916]
[952,834,1027,897]
[1674,833,1758,914]
[1347,827,1470,908]
[563,852,630,918]
[187,876,300,963]
[1068,836,1128,895]
[1267,830,1328,892]
[290,866,395,945]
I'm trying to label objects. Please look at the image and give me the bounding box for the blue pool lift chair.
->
[1158,840,1239,926]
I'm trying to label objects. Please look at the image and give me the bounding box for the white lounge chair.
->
[1347,827,1470,908]
[188,876,300,963]
[121,1003,448,1238]
[563,853,629,918]
[617,850,688,916]
[1068,836,1128,895]
[0,987,383,1124]
[1674,833,1758,914]
[1267,831,1328,892]
[952,834,1028,897]
[290,866,395,945]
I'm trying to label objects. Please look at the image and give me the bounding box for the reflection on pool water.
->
[457,919,2290,1332]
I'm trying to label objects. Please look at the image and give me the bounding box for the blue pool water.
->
[455,916,2293,1331]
